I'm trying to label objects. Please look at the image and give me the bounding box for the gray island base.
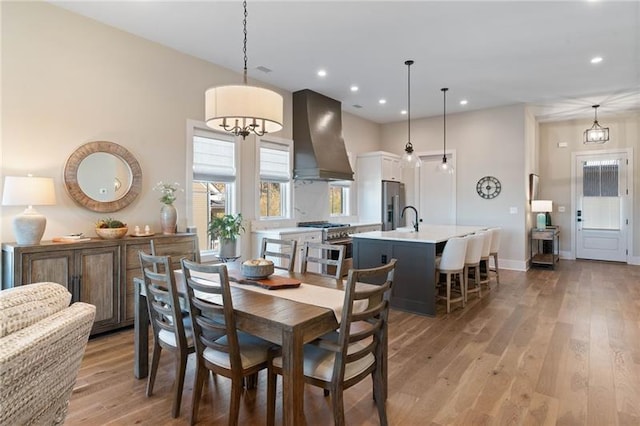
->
[352,225,486,316]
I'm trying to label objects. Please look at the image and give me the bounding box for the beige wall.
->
[538,111,639,260]
[379,104,529,269]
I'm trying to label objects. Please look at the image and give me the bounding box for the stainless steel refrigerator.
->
[381,181,405,231]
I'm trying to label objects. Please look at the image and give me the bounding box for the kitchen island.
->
[352,225,486,316]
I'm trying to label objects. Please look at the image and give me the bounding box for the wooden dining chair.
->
[138,251,194,419]
[477,230,493,289]
[300,241,345,279]
[181,259,273,426]
[463,233,484,303]
[267,259,397,426]
[435,236,468,313]
[488,227,501,285]
[260,237,297,271]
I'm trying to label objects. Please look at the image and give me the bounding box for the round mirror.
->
[64,141,142,212]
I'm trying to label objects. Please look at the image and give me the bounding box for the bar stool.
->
[488,227,501,286]
[435,236,468,313]
[477,230,493,290]
[463,233,484,303]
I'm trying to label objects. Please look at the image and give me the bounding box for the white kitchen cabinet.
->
[356,151,403,224]
[251,228,322,273]
[381,156,402,182]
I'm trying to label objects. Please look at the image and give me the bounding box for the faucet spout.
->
[401,205,419,232]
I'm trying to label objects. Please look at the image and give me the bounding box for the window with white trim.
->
[257,138,292,219]
[188,125,238,252]
[329,153,354,216]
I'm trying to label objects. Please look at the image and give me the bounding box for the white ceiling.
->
[50,0,640,124]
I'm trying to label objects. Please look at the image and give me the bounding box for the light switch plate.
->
[558,206,566,212]
[510,207,518,214]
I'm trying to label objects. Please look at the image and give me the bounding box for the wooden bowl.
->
[95,227,128,239]
[241,259,274,279]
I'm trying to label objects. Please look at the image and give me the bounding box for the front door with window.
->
[575,151,629,262]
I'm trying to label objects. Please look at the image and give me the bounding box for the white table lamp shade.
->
[2,176,56,244]
[531,200,553,231]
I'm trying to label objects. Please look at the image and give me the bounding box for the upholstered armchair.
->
[0,282,95,425]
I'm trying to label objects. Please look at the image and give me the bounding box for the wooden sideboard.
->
[2,233,198,335]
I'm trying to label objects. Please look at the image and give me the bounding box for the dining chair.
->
[477,230,493,289]
[138,251,194,418]
[300,241,345,279]
[267,259,397,426]
[435,236,468,313]
[260,237,297,271]
[181,259,273,426]
[463,233,484,303]
[488,227,501,285]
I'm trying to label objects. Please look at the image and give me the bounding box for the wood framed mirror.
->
[64,141,142,212]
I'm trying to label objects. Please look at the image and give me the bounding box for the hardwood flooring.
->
[66,260,640,425]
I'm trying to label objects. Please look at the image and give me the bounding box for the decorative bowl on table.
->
[241,259,274,279]
[95,227,128,239]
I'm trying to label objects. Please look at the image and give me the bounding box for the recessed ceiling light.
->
[401,110,407,115]
[317,69,327,77]
[460,99,468,106]
[378,99,387,105]
[590,56,603,64]
[350,85,359,92]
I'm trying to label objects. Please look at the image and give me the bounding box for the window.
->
[188,123,238,252]
[258,138,292,219]
[330,184,351,216]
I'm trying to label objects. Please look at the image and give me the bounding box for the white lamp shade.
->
[531,200,553,213]
[205,84,283,134]
[2,176,56,206]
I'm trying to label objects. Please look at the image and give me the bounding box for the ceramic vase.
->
[160,203,177,234]
[218,239,237,259]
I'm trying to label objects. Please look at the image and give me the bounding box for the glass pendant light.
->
[583,104,609,144]
[401,60,421,169]
[205,1,283,139]
[436,87,454,173]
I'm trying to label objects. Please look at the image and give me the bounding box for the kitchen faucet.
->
[401,205,419,232]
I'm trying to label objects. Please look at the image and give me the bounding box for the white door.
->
[418,153,456,225]
[575,152,629,262]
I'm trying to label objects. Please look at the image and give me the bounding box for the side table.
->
[531,226,559,268]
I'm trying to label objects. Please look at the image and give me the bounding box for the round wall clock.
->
[476,176,501,199]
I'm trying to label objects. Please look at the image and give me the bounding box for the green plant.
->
[153,181,181,205]
[208,214,245,241]
[96,217,127,229]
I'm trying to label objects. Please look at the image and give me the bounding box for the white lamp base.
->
[536,213,546,231]
[13,207,46,245]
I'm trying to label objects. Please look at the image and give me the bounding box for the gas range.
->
[298,221,354,242]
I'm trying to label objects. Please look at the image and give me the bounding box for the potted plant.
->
[208,213,245,258]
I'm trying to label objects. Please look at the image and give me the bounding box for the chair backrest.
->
[489,227,501,253]
[138,251,189,349]
[260,237,297,271]
[180,259,243,372]
[439,237,468,271]
[464,233,484,264]
[300,242,345,279]
[477,231,492,258]
[328,259,397,386]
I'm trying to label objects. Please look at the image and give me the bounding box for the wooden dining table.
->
[133,266,349,426]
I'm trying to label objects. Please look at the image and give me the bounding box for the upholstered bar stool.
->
[463,233,484,303]
[488,227,501,286]
[477,230,493,290]
[435,236,468,313]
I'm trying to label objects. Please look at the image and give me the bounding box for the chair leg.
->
[331,384,346,426]
[266,368,277,426]
[372,365,388,426]
[229,379,243,426]
[493,254,500,285]
[446,274,451,313]
[460,272,466,307]
[171,351,188,418]
[146,342,162,397]
[190,363,207,426]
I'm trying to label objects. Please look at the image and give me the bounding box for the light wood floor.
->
[66,260,640,425]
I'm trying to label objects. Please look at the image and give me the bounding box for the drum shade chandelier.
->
[205,1,283,139]
[401,60,421,169]
[583,104,609,144]
[436,88,454,173]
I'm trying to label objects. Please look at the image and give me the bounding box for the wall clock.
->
[476,176,501,199]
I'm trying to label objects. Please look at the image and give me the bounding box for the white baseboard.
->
[629,256,640,266]
[493,258,528,272]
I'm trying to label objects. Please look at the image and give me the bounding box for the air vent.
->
[255,66,272,73]
[352,104,363,109]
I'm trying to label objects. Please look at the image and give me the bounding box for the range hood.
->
[293,89,354,181]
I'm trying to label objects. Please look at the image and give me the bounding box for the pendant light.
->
[583,104,609,144]
[205,1,283,139]
[436,87,454,173]
[401,60,421,169]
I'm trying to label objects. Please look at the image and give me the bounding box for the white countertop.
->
[352,225,487,243]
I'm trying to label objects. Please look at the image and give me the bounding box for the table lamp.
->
[2,176,56,244]
[531,200,552,231]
